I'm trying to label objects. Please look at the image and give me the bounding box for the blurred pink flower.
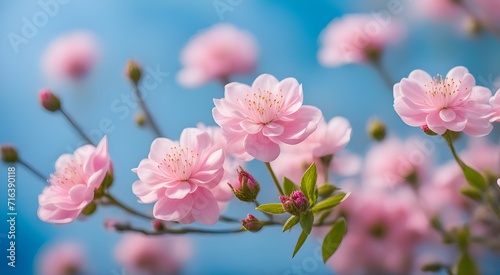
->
[461,137,500,177]
[318,14,404,67]
[177,24,258,87]
[327,188,428,274]
[412,0,463,20]
[38,136,111,224]
[132,128,225,225]
[37,242,86,275]
[364,137,430,189]
[115,234,192,275]
[213,74,322,162]
[489,88,500,122]
[394,66,493,136]
[42,31,99,81]
[271,116,352,185]
[467,0,500,29]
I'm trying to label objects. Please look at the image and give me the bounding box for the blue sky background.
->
[1,0,500,274]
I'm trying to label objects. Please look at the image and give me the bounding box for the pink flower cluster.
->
[213,74,322,162]
[38,136,112,224]
[177,24,258,87]
[394,66,493,136]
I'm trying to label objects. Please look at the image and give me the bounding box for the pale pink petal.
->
[240,120,263,134]
[149,138,176,163]
[439,108,456,122]
[165,181,191,199]
[252,74,279,91]
[446,66,469,81]
[132,180,159,203]
[244,133,280,162]
[68,185,88,202]
[191,188,219,225]
[262,123,284,137]
[153,195,194,221]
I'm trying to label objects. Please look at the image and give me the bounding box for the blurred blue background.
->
[1,0,500,274]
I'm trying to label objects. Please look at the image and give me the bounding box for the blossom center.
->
[49,159,85,187]
[159,146,199,181]
[423,75,463,108]
[244,88,284,124]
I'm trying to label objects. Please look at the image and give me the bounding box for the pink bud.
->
[228,167,260,202]
[152,219,166,232]
[241,214,264,232]
[420,124,437,136]
[104,219,120,231]
[39,89,61,112]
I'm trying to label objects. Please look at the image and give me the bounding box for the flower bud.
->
[367,118,386,141]
[1,145,18,163]
[104,218,120,231]
[242,214,264,232]
[228,167,260,202]
[152,219,166,232]
[125,59,142,85]
[421,125,437,136]
[135,112,146,126]
[279,190,310,216]
[39,89,61,112]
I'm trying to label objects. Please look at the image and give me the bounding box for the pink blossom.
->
[42,31,99,81]
[115,233,192,275]
[37,242,87,275]
[213,74,322,162]
[461,137,500,177]
[318,14,405,67]
[177,24,258,87]
[467,0,500,29]
[489,88,500,122]
[132,128,225,225]
[412,0,463,20]
[326,188,428,274]
[38,136,111,224]
[270,116,351,185]
[394,66,493,136]
[363,137,430,189]
[330,151,362,177]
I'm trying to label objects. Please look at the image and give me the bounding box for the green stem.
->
[265,162,284,196]
[17,158,47,183]
[103,193,154,220]
[59,108,94,145]
[443,133,465,168]
[133,84,163,137]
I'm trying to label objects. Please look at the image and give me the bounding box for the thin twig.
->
[265,162,284,196]
[133,84,163,137]
[103,193,154,220]
[17,158,47,183]
[59,108,94,145]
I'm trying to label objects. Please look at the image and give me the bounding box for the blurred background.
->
[1,0,500,274]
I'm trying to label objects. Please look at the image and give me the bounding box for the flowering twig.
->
[59,108,94,145]
[265,162,284,196]
[116,224,246,235]
[102,193,154,220]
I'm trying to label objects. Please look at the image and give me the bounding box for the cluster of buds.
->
[279,190,310,216]
[228,167,260,202]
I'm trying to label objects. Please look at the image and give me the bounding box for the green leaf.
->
[457,253,479,275]
[322,218,347,263]
[462,164,487,190]
[283,177,298,196]
[312,193,350,214]
[256,203,285,214]
[460,186,483,201]
[292,230,309,258]
[300,162,318,206]
[300,210,314,234]
[282,215,300,232]
[318,184,337,197]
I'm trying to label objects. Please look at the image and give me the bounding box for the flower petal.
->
[439,108,456,122]
[244,133,280,162]
[191,188,219,225]
[165,181,191,199]
[153,195,193,221]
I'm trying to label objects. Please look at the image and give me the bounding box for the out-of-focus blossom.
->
[318,14,405,67]
[461,137,500,178]
[38,136,111,224]
[37,242,87,275]
[132,128,225,225]
[42,31,99,81]
[489,88,500,122]
[213,74,322,162]
[115,234,192,275]
[271,116,352,185]
[394,66,493,136]
[466,0,500,29]
[177,24,258,88]
[412,0,463,20]
[330,151,362,177]
[326,187,428,274]
[364,137,430,188]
